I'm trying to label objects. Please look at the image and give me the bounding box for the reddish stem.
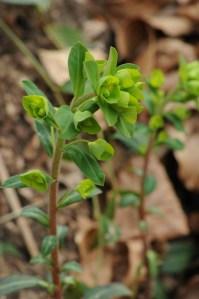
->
[49,137,64,299]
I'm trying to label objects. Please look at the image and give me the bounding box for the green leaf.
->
[1,0,50,9]
[161,240,195,274]
[144,175,157,195]
[98,100,118,126]
[68,43,87,98]
[41,235,57,256]
[22,80,46,96]
[45,24,86,48]
[0,275,45,296]
[54,105,78,140]
[88,139,115,161]
[84,60,99,91]
[120,192,140,207]
[99,216,121,246]
[35,120,53,156]
[21,207,49,227]
[61,261,82,273]
[149,115,164,131]
[57,225,68,246]
[165,138,184,150]
[147,250,158,279]
[73,110,101,134]
[117,63,139,71]
[58,187,101,208]
[103,47,118,76]
[1,175,26,189]
[116,117,134,138]
[0,242,20,257]
[30,254,51,266]
[64,144,105,186]
[84,283,131,299]
[20,169,53,192]
[76,179,95,198]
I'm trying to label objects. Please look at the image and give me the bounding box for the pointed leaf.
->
[35,120,53,156]
[22,80,46,96]
[1,175,26,189]
[84,60,99,91]
[64,144,105,186]
[103,47,118,76]
[68,43,87,97]
[41,235,57,256]
[84,283,131,299]
[61,261,82,273]
[21,207,49,227]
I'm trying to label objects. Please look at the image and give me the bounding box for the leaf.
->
[120,192,140,207]
[20,169,53,192]
[98,100,118,126]
[0,242,20,257]
[1,175,26,189]
[45,24,86,48]
[88,139,115,161]
[30,254,51,266]
[84,60,99,91]
[103,47,118,76]
[64,144,105,186]
[68,43,87,98]
[21,207,49,227]
[148,69,165,88]
[41,236,57,256]
[58,187,101,208]
[35,120,53,156]
[54,105,78,140]
[0,275,45,296]
[147,250,158,279]
[22,80,46,96]
[144,175,157,195]
[84,283,131,299]
[165,138,184,150]
[57,225,68,246]
[161,240,195,274]
[61,261,82,273]
[117,63,139,71]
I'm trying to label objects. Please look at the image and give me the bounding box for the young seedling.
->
[116,59,199,297]
[0,43,143,299]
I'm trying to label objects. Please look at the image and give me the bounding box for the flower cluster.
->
[97,67,143,137]
[179,60,199,98]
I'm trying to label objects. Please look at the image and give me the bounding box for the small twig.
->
[0,152,39,257]
[0,18,65,106]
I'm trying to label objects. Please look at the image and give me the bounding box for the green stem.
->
[138,134,155,298]
[0,18,65,106]
[49,137,64,299]
[70,92,96,110]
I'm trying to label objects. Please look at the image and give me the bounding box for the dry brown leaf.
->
[116,156,189,241]
[146,15,193,37]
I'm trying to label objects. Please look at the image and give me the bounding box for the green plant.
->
[115,59,199,297]
[0,43,143,299]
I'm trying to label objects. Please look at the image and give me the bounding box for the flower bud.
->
[88,138,115,161]
[98,76,120,103]
[20,169,52,192]
[23,95,49,119]
[76,179,95,199]
[116,68,141,89]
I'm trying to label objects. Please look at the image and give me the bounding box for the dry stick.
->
[0,152,38,257]
[49,137,64,299]
[0,18,65,106]
[138,134,155,298]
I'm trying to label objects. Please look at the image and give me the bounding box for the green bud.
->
[88,138,115,161]
[122,107,137,124]
[116,68,140,89]
[174,107,189,120]
[149,115,164,130]
[157,131,169,143]
[20,169,52,192]
[149,69,165,88]
[98,75,120,103]
[73,110,101,134]
[23,95,49,119]
[117,91,130,108]
[76,179,95,199]
[187,80,199,96]
[180,60,199,82]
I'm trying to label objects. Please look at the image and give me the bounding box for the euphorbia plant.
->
[116,59,199,297]
[0,43,143,299]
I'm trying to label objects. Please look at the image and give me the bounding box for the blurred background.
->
[0,0,199,298]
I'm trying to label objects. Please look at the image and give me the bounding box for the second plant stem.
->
[49,137,64,299]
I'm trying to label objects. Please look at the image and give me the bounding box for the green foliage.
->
[144,175,157,195]
[88,139,114,161]
[41,236,57,256]
[119,191,140,207]
[21,207,49,227]
[75,179,95,199]
[61,261,82,274]
[84,283,131,299]
[0,242,20,257]
[20,169,53,192]
[0,275,49,296]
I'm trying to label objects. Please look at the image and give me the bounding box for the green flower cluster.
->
[179,60,199,98]
[97,67,143,137]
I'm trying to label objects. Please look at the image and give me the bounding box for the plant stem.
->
[138,134,155,297]
[0,18,65,106]
[70,92,96,110]
[49,137,64,299]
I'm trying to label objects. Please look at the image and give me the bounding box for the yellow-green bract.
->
[20,169,52,192]
[76,179,95,199]
[88,139,115,161]
[23,95,49,119]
